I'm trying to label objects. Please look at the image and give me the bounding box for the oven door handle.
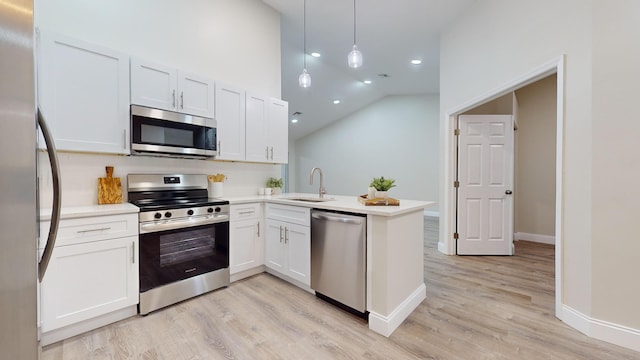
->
[139,215,229,234]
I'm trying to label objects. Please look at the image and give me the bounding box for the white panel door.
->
[268,98,289,164]
[130,57,177,112]
[285,223,310,286]
[177,71,214,118]
[264,219,286,273]
[230,218,261,274]
[215,83,246,160]
[245,93,269,162]
[457,115,514,255]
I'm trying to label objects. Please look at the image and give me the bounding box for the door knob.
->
[505,190,513,195]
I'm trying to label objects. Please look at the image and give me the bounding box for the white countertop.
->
[222,193,436,217]
[39,203,139,221]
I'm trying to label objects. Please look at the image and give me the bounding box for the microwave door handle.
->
[37,108,62,282]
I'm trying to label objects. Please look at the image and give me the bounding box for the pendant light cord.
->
[303,0,307,69]
[353,0,357,44]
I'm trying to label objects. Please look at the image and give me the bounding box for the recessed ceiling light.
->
[291,118,298,123]
[311,52,321,58]
[411,59,422,65]
[333,99,341,104]
[363,80,372,85]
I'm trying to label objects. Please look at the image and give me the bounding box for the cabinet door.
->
[265,219,286,274]
[230,218,262,274]
[130,57,177,112]
[40,236,138,332]
[245,93,269,162]
[268,98,289,164]
[215,83,246,160]
[285,223,310,286]
[37,31,130,154]
[177,71,214,118]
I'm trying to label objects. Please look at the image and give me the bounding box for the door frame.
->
[440,55,565,318]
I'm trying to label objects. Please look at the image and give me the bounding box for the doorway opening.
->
[441,56,565,318]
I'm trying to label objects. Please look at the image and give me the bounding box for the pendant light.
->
[347,0,363,69]
[298,0,311,88]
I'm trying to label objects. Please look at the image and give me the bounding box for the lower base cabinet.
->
[230,203,264,278]
[264,204,310,287]
[39,212,139,344]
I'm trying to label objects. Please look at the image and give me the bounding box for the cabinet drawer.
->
[40,213,138,248]
[231,203,262,221]
[266,204,310,227]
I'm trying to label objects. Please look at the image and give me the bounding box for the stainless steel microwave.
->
[130,105,216,159]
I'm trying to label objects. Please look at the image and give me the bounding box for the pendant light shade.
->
[299,68,311,88]
[348,45,362,68]
[299,0,311,88]
[348,0,362,69]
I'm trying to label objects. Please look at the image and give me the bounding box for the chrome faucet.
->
[309,167,326,198]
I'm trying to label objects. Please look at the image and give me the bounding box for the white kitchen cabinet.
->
[230,203,263,280]
[245,94,288,164]
[37,30,130,154]
[215,83,246,160]
[130,58,214,118]
[39,212,138,345]
[265,204,310,287]
[268,98,289,164]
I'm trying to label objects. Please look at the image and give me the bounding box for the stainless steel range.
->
[128,174,230,315]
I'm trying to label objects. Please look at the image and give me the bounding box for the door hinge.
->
[454,180,459,188]
[454,129,460,136]
[453,232,459,240]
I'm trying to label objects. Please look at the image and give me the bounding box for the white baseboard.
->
[424,210,440,217]
[368,283,426,337]
[562,305,640,352]
[514,232,555,244]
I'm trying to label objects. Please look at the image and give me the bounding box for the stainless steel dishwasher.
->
[311,210,367,318]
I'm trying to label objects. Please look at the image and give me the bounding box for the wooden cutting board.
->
[98,166,122,204]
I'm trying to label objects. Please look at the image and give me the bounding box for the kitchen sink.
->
[286,197,335,202]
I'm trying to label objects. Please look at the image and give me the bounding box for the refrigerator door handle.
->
[37,109,61,282]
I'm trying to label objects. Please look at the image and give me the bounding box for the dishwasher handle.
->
[311,212,363,225]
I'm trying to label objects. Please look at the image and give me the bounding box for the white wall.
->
[440,0,640,348]
[34,0,283,207]
[293,95,439,207]
[514,75,556,237]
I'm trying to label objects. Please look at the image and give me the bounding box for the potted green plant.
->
[266,177,284,195]
[369,176,396,199]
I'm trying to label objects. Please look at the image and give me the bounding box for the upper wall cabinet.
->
[130,58,214,118]
[37,30,130,154]
[215,83,246,161]
[246,94,288,164]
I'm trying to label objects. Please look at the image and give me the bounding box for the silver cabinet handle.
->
[37,109,61,282]
[285,227,289,244]
[77,227,111,234]
[131,241,135,264]
[257,221,260,237]
[270,147,274,160]
[238,210,255,215]
[180,91,184,109]
[266,146,269,160]
[217,140,221,156]
[172,89,176,108]
[279,225,284,243]
[123,129,127,150]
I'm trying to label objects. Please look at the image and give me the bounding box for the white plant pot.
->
[375,191,388,199]
[271,187,281,195]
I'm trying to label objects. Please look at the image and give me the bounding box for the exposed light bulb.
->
[299,68,311,88]
[348,44,363,69]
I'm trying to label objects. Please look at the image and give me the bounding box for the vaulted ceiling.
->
[262,0,478,140]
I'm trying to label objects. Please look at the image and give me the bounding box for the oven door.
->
[139,221,229,292]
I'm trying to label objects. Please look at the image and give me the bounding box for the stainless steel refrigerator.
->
[1,0,60,357]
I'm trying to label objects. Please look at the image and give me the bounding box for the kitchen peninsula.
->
[232,193,436,337]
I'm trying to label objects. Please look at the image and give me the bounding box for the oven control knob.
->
[154,212,162,219]
[215,207,221,213]
[207,207,214,213]
[187,209,194,216]
[164,212,172,218]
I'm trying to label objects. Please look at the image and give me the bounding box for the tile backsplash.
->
[38,151,282,209]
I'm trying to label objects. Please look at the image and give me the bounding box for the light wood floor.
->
[42,217,640,359]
